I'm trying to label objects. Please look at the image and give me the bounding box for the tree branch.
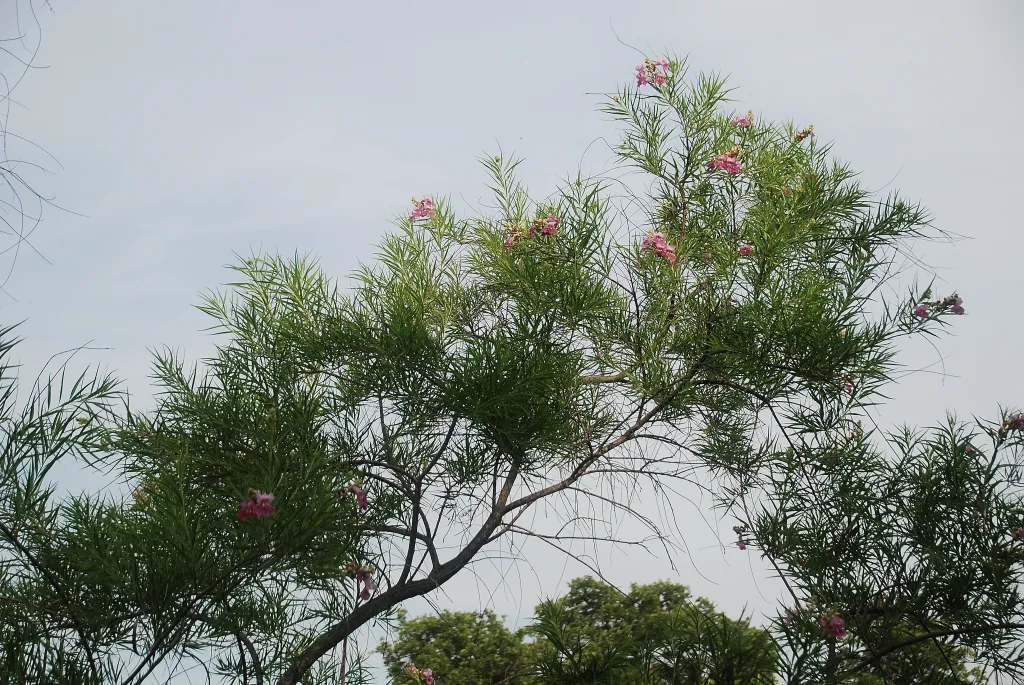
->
[502,360,705,516]
[854,622,1024,671]
[276,460,523,685]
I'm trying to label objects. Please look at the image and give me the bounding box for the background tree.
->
[1,52,1019,685]
[379,577,775,685]
[528,576,776,685]
[378,574,994,684]
[379,609,527,685]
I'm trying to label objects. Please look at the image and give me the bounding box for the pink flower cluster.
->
[914,294,966,319]
[1011,527,1024,542]
[636,58,670,87]
[785,603,848,641]
[641,231,677,264]
[504,215,561,251]
[348,483,369,511]
[795,125,815,142]
[738,243,754,257]
[707,153,742,175]
[997,414,1024,440]
[405,664,434,684]
[410,197,436,222]
[819,613,847,639]
[529,215,561,237]
[346,562,378,601]
[732,111,753,128]
[238,491,275,520]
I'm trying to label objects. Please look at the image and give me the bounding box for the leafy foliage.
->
[528,577,776,685]
[0,54,1020,685]
[379,577,776,685]
[380,609,527,685]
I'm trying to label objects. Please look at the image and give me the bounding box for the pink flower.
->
[738,243,754,257]
[503,235,517,251]
[951,297,965,315]
[819,614,847,639]
[238,501,255,519]
[707,154,743,175]
[636,58,670,87]
[422,668,434,685]
[913,303,930,319]
[410,197,436,221]
[703,252,713,263]
[539,215,561,236]
[357,569,376,600]
[253,492,275,514]
[732,114,752,128]
[635,65,649,86]
[238,491,275,520]
[736,540,747,550]
[348,483,369,511]
[1003,415,1024,434]
[844,379,854,394]
[641,231,677,264]
[785,608,801,625]
[1012,527,1024,542]
[642,231,668,251]
[528,216,560,238]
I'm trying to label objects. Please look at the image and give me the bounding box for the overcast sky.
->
[3,0,1022,680]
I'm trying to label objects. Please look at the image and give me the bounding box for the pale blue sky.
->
[3,0,1022,680]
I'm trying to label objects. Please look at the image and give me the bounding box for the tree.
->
[0,324,122,683]
[528,576,776,685]
[529,577,989,685]
[1,52,1020,685]
[762,418,1021,683]
[379,609,527,685]
[378,577,775,685]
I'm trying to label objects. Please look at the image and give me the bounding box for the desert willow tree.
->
[2,54,1015,685]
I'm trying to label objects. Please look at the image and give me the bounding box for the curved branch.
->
[854,622,1024,671]
[502,360,705,516]
[236,631,265,685]
[276,460,522,685]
